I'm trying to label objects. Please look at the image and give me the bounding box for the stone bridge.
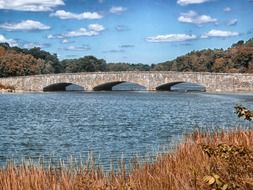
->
[0,71,253,92]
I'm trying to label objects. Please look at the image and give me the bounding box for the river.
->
[0,90,252,169]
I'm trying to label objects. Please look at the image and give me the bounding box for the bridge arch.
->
[156,81,206,92]
[43,83,85,92]
[93,81,147,91]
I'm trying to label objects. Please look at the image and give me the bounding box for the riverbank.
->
[0,83,15,93]
[1,129,253,190]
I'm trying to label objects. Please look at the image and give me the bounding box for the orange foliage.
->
[213,57,225,72]
[0,49,45,77]
[154,39,253,73]
[0,47,6,57]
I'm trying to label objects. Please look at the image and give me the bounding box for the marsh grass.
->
[1,129,253,189]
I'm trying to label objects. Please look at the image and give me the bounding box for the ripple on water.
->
[0,91,252,169]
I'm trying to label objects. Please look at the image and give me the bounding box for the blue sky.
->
[0,0,252,64]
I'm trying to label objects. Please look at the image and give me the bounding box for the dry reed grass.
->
[1,129,253,190]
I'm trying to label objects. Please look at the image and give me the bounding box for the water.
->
[0,91,252,169]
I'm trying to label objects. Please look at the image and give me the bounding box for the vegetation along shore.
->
[1,128,253,189]
[1,105,253,190]
[0,83,15,92]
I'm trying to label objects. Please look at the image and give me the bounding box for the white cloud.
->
[88,24,104,32]
[48,24,105,39]
[0,0,64,11]
[64,28,98,37]
[0,20,50,31]
[23,43,37,49]
[228,19,238,26]
[201,29,239,38]
[146,34,197,42]
[0,34,18,46]
[50,10,103,20]
[62,39,69,43]
[224,7,232,12]
[47,34,54,39]
[48,30,93,39]
[177,0,210,6]
[64,45,90,51]
[22,42,50,49]
[110,6,127,14]
[178,10,217,25]
[47,34,62,39]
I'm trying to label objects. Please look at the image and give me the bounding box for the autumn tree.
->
[0,50,45,77]
[154,37,253,73]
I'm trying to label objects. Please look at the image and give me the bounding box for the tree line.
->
[0,37,253,77]
[153,38,253,73]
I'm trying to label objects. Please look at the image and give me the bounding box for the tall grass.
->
[1,129,253,189]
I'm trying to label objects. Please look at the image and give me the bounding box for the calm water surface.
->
[0,91,253,168]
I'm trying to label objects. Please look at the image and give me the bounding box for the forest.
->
[0,37,252,77]
[154,38,253,73]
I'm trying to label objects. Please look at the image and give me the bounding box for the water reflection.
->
[170,82,206,92]
[157,82,206,92]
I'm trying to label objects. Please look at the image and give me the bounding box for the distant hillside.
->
[1,37,253,77]
[154,37,253,73]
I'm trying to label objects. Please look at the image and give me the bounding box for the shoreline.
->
[0,89,15,93]
[1,129,253,189]
[0,83,15,93]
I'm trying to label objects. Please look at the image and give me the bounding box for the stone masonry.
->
[0,71,253,92]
